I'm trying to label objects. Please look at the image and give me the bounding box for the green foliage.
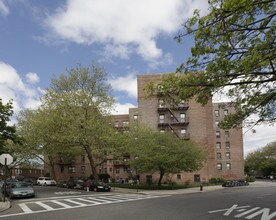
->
[245,141,276,176]
[245,176,256,182]
[0,99,20,153]
[16,64,119,180]
[209,177,225,184]
[148,0,276,129]
[125,124,207,186]
[98,173,111,182]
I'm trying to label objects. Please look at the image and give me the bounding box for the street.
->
[0,181,275,220]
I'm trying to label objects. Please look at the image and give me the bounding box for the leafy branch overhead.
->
[147,0,275,129]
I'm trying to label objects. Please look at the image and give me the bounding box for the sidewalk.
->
[0,198,11,213]
[111,184,224,196]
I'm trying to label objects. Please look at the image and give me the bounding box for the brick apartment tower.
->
[136,74,244,183]
[47,73,244,184]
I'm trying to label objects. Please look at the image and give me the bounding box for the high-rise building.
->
[47,73,244,184]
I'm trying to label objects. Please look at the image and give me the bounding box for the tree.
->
[126,125,206,187]
[147,0,275,129]
[0,99,19,153]
[245,141,276,176]
[17,64,120,180]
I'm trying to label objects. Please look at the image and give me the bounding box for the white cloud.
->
[45,0,208,61]
[109,74,137,98]
[26,72,40,84]
[111,102,136,115]
[0,0,9,16]
[244,125,276,156]
[0,61,42,113]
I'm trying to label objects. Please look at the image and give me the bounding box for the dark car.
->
[67,179,85,189]
[89,181,111,192]
[57,180,68,188]
[6,181,35,199]
[222,180,249,187]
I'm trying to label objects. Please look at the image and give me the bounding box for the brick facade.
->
[47,73,244,184]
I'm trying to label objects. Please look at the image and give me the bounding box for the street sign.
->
[0,153,13,165]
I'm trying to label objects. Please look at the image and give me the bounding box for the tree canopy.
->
[147,0,275,129]
[126,125,206,187]
[16,64,120,180]
[0,99,19,153]
[245,141,276,176]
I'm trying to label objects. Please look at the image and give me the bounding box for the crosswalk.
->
[0,194,168,217]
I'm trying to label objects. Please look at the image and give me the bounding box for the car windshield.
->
[12,182,31,188]
[44,178,51,180]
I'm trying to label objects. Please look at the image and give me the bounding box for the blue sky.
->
[0,0,274,155]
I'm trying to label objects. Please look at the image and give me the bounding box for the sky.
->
[0,0,274,156]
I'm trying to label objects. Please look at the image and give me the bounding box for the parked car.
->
[6,181,35,199]
[89,181,111,192]
[67,179,85,189]
[37,177,57,186]
[222,180,249,187]
[57,180,68,188]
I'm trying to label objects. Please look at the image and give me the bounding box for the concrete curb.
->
[0,198,11,213]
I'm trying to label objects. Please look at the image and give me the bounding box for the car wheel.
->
[94,187,97,192]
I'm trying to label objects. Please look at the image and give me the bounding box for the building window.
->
[216,131,221,138]
[226,163,231,170]
[215,110,220,117]
[15,169,22,175]
[114,121,119,127]
[217,163,222,170]
[159,114,165,123]
[217,153,222,160]
[225,142,230,149]
[29,170,32,174]
[68,166,76,173]
[224,109,229,115]
[81,166,85,174]
[109,167,112,172]
[177,174,181,180]
[180,113,186,122]
[216,142,221,149]
[215,121,219,128]
[226,152,231,159]
[81,155,85,163]
[225,131,230,138]
[116,168,120,174]
[181,129,186,134]
[123,121,129,127]
[159,99,165,108]
[124,167,131,173]
[133,115,138,121]
[60,165,64,173]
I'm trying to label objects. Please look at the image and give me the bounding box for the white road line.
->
[63,199,87,206]
[18,204,33,213]
[51,200,72,208]
[36,202,55,211]
[83,197,112,203]
[76,198,101,204]
[0,194,169,218]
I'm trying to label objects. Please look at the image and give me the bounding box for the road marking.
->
[36,202,55,211]
[18,204,32,213]
[51,200,72,208]
[209,204,276,220]
[0,194,168,218]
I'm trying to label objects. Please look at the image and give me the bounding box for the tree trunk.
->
[158,168,165,188]
[85,145,99,181]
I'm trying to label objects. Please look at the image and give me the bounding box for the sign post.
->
[0,154,13,202]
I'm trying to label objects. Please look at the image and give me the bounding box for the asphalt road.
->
[0,182,275,220]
